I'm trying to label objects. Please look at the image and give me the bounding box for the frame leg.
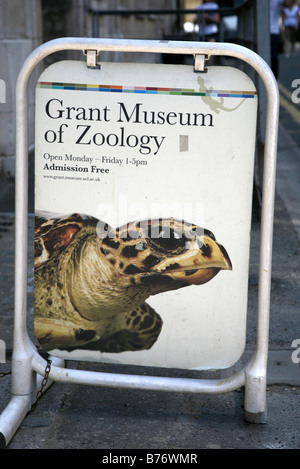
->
[0,355,64,448]
[0,395,32,448]
[243,364,267,424]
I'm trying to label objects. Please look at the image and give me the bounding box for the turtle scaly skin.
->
[34,214,232,353]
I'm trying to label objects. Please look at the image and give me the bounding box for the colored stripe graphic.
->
[36,81,257,99]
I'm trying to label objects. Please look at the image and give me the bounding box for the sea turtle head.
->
[98,217,232,293]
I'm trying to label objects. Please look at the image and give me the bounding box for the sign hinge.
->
[84,49,100,69]
[194,54,208,73]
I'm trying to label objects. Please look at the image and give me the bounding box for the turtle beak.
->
[154,235,232,286]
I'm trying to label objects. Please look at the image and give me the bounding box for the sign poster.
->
[34,60,257,370]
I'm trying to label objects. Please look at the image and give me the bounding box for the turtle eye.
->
[152,228,187,252]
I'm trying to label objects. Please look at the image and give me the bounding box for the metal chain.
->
[29,358,52,414]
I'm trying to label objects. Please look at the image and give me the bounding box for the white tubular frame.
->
[0,38,279,448]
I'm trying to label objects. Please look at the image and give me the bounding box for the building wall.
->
[42,0,180,63]
[0,0,42,179]
[81,0,178,42]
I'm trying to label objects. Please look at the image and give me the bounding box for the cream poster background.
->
[35,61,257,369]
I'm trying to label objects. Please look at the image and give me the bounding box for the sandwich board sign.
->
[34,59,257,370]
[0,39,279,447]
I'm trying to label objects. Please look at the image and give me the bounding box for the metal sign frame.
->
[0,38,279,448]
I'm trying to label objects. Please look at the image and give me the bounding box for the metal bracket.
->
[84,49,100,69]
[194,54,207,73]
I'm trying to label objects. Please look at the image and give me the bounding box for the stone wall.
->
[42,0,180,63]
[0,0,42,179]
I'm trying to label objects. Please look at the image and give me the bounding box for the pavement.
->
[0,51,299,450]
